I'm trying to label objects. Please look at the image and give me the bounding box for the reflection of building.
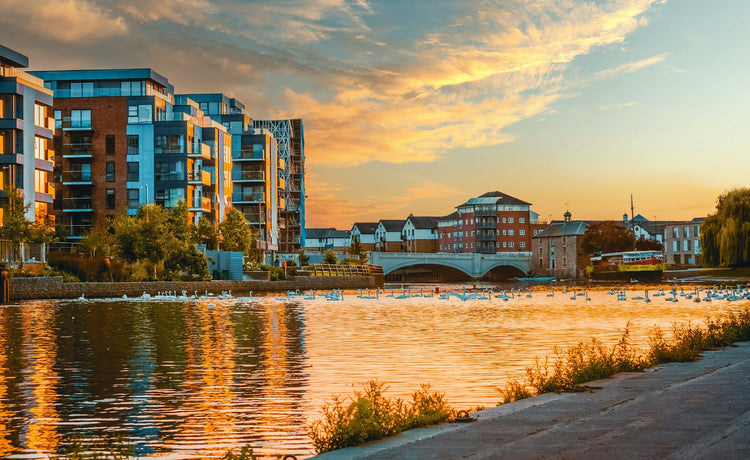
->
[531,212,589,280]
[0,45,54,224]
[438,191,545,254]
[253,119,305,255]
[663,218,704,266]
[29,69,232,238]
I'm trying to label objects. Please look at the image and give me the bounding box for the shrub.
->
[310,380,454,454]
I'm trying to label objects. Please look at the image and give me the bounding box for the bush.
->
[310,380,455,454]
[47,252,125,282]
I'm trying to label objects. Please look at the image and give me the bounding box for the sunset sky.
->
[3,0,748,228]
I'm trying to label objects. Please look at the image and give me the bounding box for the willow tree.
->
[702,188,750,267]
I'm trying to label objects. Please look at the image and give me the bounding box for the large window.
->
[127,162,139,182]
[106,189,115,209]
[155,134,185,154]
[70,109,91,128]
[127,135,139,155]
[154,160,185,180]
[127,189,140,210]
[106,135,115,155]
[106,162,115,182]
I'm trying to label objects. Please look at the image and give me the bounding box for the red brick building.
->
[438,191,545,254]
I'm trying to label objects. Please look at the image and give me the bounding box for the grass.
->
[309,380,455,454]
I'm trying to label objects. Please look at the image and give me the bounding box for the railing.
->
[234,150,264,160]
[64,224,91,237]
[232,192,264,202]
[309,264,383,277]
[187,169,212,185]
[63,143,93,156]
[62,197,93,210]
[233,170,264,181]
[476,220,496,229]
[475,208,496,217]
[61,171,92,182]
[191,196,212,211]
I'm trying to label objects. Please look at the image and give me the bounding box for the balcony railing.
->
[63,143,93,157]
[187,169,212,185]
[64,224,91,238]
[234,150,264,160]
[476,220,496,229]
[232,192,263,202]
[475,208,496,217]
[190,196,212,211]
[188,143,212,159]
[233,170,264,181]
[62,197,93,210]
[61,171,92,183]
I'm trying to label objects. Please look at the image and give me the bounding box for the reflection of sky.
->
[4,1,749,226]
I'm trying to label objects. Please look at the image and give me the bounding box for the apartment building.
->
[0,45,54,224]
[663,218,704,266]
[181,94,279,253]
[350,222,378,253]
[29,69,232,238]
[402,215,439,253]
[305,227,350,260]
[531,212,589,280]
[438,191,545,254]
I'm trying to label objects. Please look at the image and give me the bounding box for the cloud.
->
[594,53,668,80]
[0,0,128,42]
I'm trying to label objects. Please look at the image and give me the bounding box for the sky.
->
[2,0,749,228]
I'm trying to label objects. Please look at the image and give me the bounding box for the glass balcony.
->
[62,197,93,211]
[61,171,92,183]
[232,170,264,181]
[232,192,263,203]
[63,142,93,157]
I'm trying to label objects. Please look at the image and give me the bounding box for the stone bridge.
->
[369,252,531,279]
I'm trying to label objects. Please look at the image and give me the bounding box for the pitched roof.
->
[459,191,531,207]
[534,221,589,238]
[352,222,379,233]
[379,219,406,231]
[305,227,337,239]
[407,215,440,229]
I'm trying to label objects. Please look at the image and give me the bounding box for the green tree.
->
[298,249,309,266]
[164,244,209,280]
[0,186,32,260]
[78,219,114,257]
[324,249,338,264]
[581,221,635,254]
[350,238,367,262]
[219,208,256,255]
[702,188,750,267]
[194,216,218,250]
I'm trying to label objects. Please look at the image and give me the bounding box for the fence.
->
[308,264,384,278]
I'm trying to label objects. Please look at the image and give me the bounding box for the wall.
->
[9,275,377,301]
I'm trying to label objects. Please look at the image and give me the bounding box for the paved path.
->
[314,342,750,459]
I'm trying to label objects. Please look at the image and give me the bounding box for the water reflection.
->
[0,287,746,457]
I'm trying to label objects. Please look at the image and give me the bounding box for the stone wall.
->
[9,275,378,301]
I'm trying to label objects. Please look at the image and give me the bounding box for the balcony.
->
[61,171,92,184]
[188,142,212,160]
[188,169,212,186]
[62,197,93,212]
[232,192,263,203]
[477,231,496,242]
[233,170,264,182]
[63,142,93,158]
[475,208,496,217]
[476,219,496,229]
[234,150,263,161]
[242,210,263,224]
[189,196,212,212]
[63,223,91,238]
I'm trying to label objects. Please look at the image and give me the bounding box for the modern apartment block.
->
[0,45,54,224]
[438,191,545,254]
[253,119,305,254]
[182,94,279,253]
[28,69,231,238]
[663,218,704,266]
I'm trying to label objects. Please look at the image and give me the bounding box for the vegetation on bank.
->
[702,187,750,268]
[311,309,750,454]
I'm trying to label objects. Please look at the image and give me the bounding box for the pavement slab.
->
[313,342,750,459]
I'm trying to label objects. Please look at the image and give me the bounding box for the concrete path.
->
[314,342,750,459]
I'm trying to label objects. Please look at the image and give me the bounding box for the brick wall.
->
[9,276,378,301]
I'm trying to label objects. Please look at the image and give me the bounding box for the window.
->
[106,162,115,181]
[563,257,567,267]
[519,217,525,223]
[684,226,690,238]
[694,226,699,236]
[34,136,47,160]
[127,135,139,155]
[70,109,91,128]
[520,229,526,235]
[509,242,515,248]
[509,217,514,223]
[502,242,507,248]
[673,240,679,252]
[673,227,679,238]
[54,110,61,129]
[508,229,514,235]
[34,170,48,194]
[520,242,526,248]
[502,229,506,235]
[684,240,691,252]
[502,217,506,223]
[128,189,139,209]
[106,189,115,209]
[34,103,47,127]
[127,162,139,182]
[106,135,115,155]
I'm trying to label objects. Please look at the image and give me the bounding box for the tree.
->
[635,236,664,251]
[219,208,257,255]
[324,249,338,264]
[164,244,209,280]
[78,219,114,257]
[298,249,309,266]
[350,238,367,262]
[702,188,750,267]
[581,221,635,254]
[194,216,218,249]
[0,186,32,260]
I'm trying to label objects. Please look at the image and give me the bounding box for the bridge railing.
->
[309,264,383,277]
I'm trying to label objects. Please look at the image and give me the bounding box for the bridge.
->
[370,252,531,279]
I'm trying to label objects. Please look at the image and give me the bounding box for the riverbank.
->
[313,341,750,459]
[8,275,377,301]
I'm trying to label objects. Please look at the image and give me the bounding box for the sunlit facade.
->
[0,44,54,225]
[29,69,232,237]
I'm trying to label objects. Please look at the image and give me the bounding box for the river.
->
[0,283,747,458]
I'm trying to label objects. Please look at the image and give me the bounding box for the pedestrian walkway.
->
[314,342,750,459]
